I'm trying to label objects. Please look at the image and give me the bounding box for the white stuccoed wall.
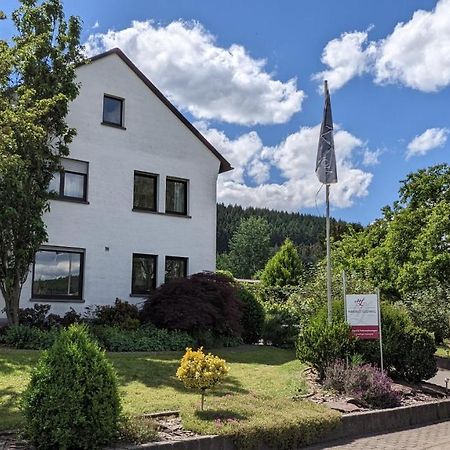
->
[0,52,222,317]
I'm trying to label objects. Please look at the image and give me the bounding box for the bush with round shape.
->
[176,347,228,410]
[238,284,265,344]
[21,324,121,449]
[296,316,355,379]
[140,272,243,337]
[309,300,437,382]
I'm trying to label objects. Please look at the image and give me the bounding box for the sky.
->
[1,0,449,224]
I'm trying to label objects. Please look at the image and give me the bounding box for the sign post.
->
[344,286,384,372]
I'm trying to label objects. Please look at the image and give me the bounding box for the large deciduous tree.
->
[0,0,83,325]
[217,216,271,279]
[335,164,450,298]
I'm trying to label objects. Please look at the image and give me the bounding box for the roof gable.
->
[87,48,232,174]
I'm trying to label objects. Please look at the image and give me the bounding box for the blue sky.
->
[1,0,449,224]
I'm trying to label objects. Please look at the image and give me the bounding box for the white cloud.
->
[313,31,374,92]
[85,20,305,125]
[406,127,449,158]
[362,148,382,166]
[314,0,450,93]
[375,0,450,91]
[92,20,100,30]
[201,123,373,211]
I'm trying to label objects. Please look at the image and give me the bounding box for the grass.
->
[0,346,339,447]
[436,340,450,358]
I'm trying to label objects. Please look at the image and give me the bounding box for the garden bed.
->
[301,366,445,414]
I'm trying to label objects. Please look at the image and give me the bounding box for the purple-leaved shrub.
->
[324,360,401,409]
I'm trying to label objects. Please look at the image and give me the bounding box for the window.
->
[133,172,157,211]
[103,95,124,127]
[32,248,84,300]
[48,158,88,202]
[131,254,157,295]
[165,256,188,283]
[166,178,188,215]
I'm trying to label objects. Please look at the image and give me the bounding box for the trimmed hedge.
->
[91,325,195,352]
[0,324,195,352]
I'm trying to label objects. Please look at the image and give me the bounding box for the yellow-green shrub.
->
[176,347,228,409]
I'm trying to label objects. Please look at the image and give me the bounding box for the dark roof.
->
[87,48,232,173]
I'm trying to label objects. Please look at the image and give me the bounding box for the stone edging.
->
[436,356,450,370]
[329,398,450,443]
[121,399,450,449]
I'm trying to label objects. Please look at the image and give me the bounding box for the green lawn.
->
[436,341,450,358]
[0,346,338,445]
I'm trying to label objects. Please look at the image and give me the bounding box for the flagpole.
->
[326,183,332,324]
[316,79,336,325]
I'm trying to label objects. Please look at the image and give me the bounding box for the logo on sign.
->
[355,298,365,307]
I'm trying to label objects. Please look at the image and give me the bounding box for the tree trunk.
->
[1,282,21,326]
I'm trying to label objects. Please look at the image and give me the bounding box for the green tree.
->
[335,164,450,297]
[221,216,271,278]
[261,238,303,287]
[0,0,83,325]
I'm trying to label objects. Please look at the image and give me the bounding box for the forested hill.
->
[217,203,363,265]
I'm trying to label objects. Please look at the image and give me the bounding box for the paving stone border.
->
[119,399,450,450]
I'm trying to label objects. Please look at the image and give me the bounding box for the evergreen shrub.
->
[21,324,121,449]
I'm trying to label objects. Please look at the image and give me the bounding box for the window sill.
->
[129,293,150,298]
[51,197,89,205]
[101,121,126,130]
[30,298,85,303]
[132,208,191,219]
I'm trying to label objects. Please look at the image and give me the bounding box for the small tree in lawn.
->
[0,0,84,325]
[261,238,304,287]
[176,347,228,410]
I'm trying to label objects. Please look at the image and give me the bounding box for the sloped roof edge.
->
[87,48,232,173]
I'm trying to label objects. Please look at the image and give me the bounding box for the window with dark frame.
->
[32,249,84,300]
[103,95,124,127]
[166,178,188,215]
[165,256,188,283]
[131,254,157,295]
[133,172,157,211]
[48,159,88,202]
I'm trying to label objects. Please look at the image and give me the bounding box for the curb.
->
[436,356,450,370]
[120,399,450,449]
[329,399,450,442]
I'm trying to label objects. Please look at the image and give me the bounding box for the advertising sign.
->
[345,294,379,340]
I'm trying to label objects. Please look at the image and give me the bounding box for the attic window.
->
[102,95,124,127]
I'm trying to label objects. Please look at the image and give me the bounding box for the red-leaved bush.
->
[140,272,243,337]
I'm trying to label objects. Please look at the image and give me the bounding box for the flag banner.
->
[316,81,338,184]
[345,294,380,340]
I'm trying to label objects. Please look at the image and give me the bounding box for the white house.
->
[0,48,231,318]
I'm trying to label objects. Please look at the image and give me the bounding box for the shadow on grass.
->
[0,386,24,431]
[212,345,296,366]
[195,408,248,421]
[0,349,38,376]
[112,354,249,395]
